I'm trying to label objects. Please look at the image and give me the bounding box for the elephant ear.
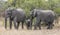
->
[33,9,37,17]
[35,11,37,17]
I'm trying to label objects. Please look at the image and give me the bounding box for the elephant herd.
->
[4,8,59,30]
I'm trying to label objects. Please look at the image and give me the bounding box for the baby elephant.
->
[26,17,32,30]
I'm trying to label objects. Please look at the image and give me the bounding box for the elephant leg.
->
[27,21,32,30]
[22,21,24,29]
[30,20,33,29]
[30,21,32,30]
[5,18,7,29]
[38,20,41,30]
[26,24,28,29]
[26,23,29,30]
[9,20,12,29]
[50,22,54,29]
[10,20,12,29]
[34,23,37,30]
[13,17,17,29]
[47,21,53,29]
[5,23,7,29]
[34,17,41,30]
[16,22,20,29]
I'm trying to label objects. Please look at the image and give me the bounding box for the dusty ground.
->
[0,26,60,35]
[0,17,60,35]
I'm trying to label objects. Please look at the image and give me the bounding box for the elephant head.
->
[5,8,15,18]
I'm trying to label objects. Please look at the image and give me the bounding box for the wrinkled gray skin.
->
[5,8,26,29]
[30,9,56,29]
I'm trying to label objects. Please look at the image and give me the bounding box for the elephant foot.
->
[10,27,12,29]
[47,24,53,29]
[27,27,29,30]
[5,25,7,29]
[34,26,37,30]
[14,26,18,30]
[5,28,7,30]
[14,24,17,29]
[29,28,32,30]
[28,28,30,30]
[30,28,32,30]
[37,26,41,30]
[14,28,18,30]
[15,27,19,30]
[29,27,32,30]
[34,28,37,30]
[27,27,32,30]
[10,28,12,30]
[22,25,24,29]
[52,24,54,26]
[22,27,24,29]
[47,27,53,29]
[39,26,41,30]
[5,27,7,29]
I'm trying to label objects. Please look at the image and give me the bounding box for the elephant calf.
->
[26,17,32,30]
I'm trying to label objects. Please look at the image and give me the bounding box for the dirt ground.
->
[0,26,60,35]
[0,17,60,35]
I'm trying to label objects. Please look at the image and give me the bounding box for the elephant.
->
[5,8,26,29]
[25,16,32,30]
[30,9,56,30]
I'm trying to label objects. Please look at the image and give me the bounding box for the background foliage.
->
[0,0,60,16]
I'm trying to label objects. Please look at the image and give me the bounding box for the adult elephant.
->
[5,8,26,29]
[30,9,56,29]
